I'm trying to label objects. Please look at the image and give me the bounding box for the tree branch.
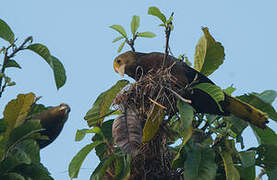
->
[0,36,32,98]
[162,12,174,67]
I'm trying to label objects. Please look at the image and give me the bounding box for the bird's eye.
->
[116,59,121,64]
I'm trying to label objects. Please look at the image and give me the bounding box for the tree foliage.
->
[0,19,67,179]
[70,6,277,180]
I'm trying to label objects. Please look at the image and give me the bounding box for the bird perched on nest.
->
[27,103,70,149]
[113,51,268,129]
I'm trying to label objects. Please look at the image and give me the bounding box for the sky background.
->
[1,1,277,179]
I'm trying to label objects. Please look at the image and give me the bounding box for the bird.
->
[113,51,268,129]
[27,103,70,149]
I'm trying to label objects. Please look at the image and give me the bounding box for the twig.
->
[0,36,32,98]
[148,97,167,110]
[127,34,137,52]
[162,12,174,67]
[164,86,191,104]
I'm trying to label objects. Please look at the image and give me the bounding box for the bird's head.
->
[113,51,137,77]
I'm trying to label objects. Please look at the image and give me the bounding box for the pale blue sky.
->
[1,1,277,179]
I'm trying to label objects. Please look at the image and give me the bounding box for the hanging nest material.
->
[112,64,192,179]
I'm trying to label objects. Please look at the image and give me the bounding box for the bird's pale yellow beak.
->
[113,61,125,77]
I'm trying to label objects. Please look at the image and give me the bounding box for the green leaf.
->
[239,151,255,168]
[4,59,21,69]
[220,151,240,180]
[256,144,277,171]
[13,163,54,180]
[75,127,101,142]
[114,155,130,180]
[110,25,127,38]
[0,19,14,44]
[7,120,43,151]
[131,15,140,37]
[148,7,166,23]
[235,165,255,180]
[223,86,236,96]
[18,139,40,163]
[84,80,129,127]
[4,93,35,137]
[142,105,165,142]
[193,83,224,112]
[0,173,25,180]
[0,118,8,135]
[28,104,47,116]
[117,40,125,53]
[251,125,277,146]
[137,32,156,38]
[27,43,53,67]
[252,90,277,104]
[69,141,104,179]
[90,154,116,180]
[171,127,193,169]
[238,92,277,122]
[112,36,124,43]
[177,101,194,130]
[183,145,217,180]
[94,120,114,160]
[194,27,225,76]
[51,55,66,89]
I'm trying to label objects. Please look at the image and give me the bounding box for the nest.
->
[112,65,191,179]
[113,63,191,119]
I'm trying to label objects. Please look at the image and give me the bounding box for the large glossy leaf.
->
[69,141,104,179]
[239,150,255,168]
[90,154,116,180]
[18,139,40,163]
[4,93,35,136]
[194,27,225,76]
[51,55,66,89]
[177,101,194,131]
[252,90,277,104]
[84,80,129,127]
[193,83,224,112]
[183,145,217,180]
[256,144,277,174]
[7,120,43,151]
[235,165,255,180]
[238,92,277,122]
[251,125,277,146]
[75,127,100,142]
[131,15,140,37]
[110,25,127,38]
[220,140,240,180]
[148,7,166,23]
[13,163,53,180]
[27,43,53,67]
[94,120,114,160]
[142,105,165,142]
[0,19,14,44]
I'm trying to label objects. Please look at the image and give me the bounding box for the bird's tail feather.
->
[224,95,268,129]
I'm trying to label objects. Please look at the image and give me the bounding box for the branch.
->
[0,36,32,98]
[126,34,137,52]
[162,12,174,67]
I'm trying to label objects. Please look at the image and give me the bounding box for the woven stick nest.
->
[112,65,191,179]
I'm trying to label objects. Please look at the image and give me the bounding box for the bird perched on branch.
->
[113,51,268,128]
[28,103,70,149]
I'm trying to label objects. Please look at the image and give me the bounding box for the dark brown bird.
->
[28,103,70,149]
[113,51,268,128]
